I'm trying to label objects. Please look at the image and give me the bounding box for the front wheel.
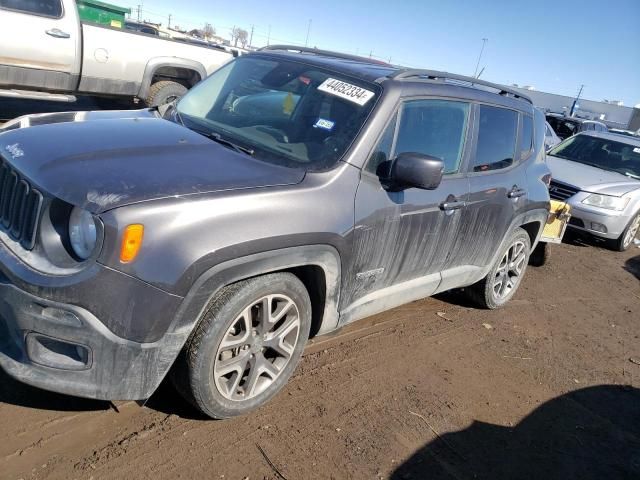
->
[611,212,640,252]
[145,80,187,107]
[173,273,312,419]
[469,227,532,309]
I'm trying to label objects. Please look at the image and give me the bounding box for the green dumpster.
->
[77,0,131,29]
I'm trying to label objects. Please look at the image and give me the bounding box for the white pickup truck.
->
[0,0,234,106]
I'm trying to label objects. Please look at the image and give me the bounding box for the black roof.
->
[256,46,531,104]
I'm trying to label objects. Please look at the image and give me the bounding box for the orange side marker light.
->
[120,224,144,263]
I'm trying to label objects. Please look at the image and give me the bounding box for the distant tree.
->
[188,28,204,38]
[203,23,216,40]
[231,26,249,47]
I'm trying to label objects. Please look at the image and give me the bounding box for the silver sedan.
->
[546,132,640,251]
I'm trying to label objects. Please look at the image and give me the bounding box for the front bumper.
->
[0,270,189,400]
[565,202,632,240]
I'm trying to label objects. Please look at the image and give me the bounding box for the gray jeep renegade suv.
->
[0,46,550,419]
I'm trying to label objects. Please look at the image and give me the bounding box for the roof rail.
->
[390,69,532,104]
[258,45,391,65]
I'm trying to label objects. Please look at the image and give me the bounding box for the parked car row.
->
[0,42,637,421]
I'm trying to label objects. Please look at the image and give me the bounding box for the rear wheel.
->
[611,212,640,252]
[469,228,531,309]
[173,273,312,419]
[145,80,187,107]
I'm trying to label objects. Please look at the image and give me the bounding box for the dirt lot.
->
[0,235,638,480]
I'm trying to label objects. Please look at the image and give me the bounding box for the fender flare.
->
[168,245,342,339]
[138,57,208,100]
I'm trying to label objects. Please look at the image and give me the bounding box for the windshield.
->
[549,134,640,178]
[546,117,579,139]
[176,56,380,169]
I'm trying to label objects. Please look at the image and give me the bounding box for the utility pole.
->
[136,5,142,22]
[570,84,585,117]
[473,38,488,78]
[305,19,312,47]
[249,25,254,48]
[168,14,172,29]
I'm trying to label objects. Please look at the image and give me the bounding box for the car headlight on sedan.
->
[68,207,98,260]
[581,194,630,211]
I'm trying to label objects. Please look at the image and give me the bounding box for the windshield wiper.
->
[190,128,254,156]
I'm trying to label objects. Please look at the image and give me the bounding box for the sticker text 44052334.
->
[317,78,375,106]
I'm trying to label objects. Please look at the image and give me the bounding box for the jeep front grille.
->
[549,180,579,201]
[0,157,43,250]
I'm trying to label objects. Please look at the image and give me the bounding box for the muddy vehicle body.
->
[0,47,551,418]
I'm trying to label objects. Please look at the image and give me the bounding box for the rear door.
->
[442,104,529,289]
[0,0,80,91]
[344,98,472,309]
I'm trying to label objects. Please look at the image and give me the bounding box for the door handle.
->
[508,187,527,199]
[46,29,71,39]
[439,200,466,212]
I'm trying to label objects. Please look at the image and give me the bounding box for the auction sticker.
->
[318,78,375,106]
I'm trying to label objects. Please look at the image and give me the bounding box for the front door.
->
[342,98,472,319]
[0,0,80,91]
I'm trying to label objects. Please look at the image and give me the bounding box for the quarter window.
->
[520,114,534,160]
[394,99,470,174]
[365,113,398,175]
[0,0,62,17]
[473,105,518,172]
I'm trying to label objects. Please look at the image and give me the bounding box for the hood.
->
[546,155,640,196]
[0,110,305,213]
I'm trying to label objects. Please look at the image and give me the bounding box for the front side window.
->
[393,99,470,174]
[177,56,380,169]
[473,105,518,172]
[365,113,398,175]
[0,0,62,17]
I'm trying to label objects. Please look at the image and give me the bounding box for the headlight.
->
[581,194,630,211]
[68,207,97,260]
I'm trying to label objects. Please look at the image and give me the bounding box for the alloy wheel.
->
[623,214,640,249]
[213,294,301,401]
[493,240,528,300]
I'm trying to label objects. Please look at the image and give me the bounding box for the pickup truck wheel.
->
[611,212,640,252]
[145,80,187,107]
[174,273,312,419]
[469,228,531,309]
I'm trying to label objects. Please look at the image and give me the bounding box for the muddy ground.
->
[1,234,639,480]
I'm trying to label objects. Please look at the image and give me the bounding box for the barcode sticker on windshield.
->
[318,78,375,106]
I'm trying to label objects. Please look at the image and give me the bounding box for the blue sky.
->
[119,0,640,106]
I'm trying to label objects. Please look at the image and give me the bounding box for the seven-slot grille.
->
[549,180,579,201]
[0,157,43,250]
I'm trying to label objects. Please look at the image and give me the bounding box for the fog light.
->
[590,222,607,233]
[26,334,91,371]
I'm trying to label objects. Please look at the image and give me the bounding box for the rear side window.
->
[0,0,62,17]
[520,115,534,160]
[394,99,470,174]
[473,105,518,172]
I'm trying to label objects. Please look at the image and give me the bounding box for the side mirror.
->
[390,152,445,191]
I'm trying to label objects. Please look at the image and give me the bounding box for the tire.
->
[173,273,312,419]
[468,227,532,309]
[611,211,640,252]
[145,80,187,107]
[528,242,549,267]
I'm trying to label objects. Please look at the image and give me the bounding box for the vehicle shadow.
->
[625,255,640,280]
[390,385,640,480]
[0,368,110,412]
